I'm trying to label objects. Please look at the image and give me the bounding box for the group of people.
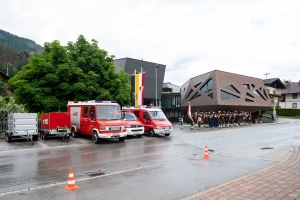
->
[179,110,263,129]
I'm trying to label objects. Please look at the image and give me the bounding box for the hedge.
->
[274,108,300,116]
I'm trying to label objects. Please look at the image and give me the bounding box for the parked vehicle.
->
[40,112,71,141]
[122,106,173,137]
[5,113,38,144]
[67,100,127,143]
[121,111,144,137]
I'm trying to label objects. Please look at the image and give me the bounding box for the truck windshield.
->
[123,113,138,121]
[149,111,167,120]
[97,105,122,120]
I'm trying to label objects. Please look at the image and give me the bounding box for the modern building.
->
[181,70,273,116]
[279,81,300,109]
[161,82,182,122]
[114,58,166,106]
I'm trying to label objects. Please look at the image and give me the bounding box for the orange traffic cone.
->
[65,168,78,190]
[202,145,210,159]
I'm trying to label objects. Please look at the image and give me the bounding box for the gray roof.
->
[263,78,286,89]
[281,82,300,94]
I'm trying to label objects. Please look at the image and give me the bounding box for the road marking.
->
[0,157,189,196]
[36,141,49,148]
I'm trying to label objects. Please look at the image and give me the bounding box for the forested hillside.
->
[0,29,43,77]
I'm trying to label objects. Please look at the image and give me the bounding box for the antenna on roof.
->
[263,73,270,79]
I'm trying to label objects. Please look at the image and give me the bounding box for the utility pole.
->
[263,73,270,79]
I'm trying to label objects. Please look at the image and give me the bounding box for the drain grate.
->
[260,147,273,150]
[208,149,215,152]
[86,169,105,177]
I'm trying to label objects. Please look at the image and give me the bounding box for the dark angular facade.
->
[114,58,166,106]
[181,70,273,115]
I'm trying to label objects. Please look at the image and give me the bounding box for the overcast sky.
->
[1,0,300,86]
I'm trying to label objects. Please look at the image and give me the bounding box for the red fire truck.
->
[67,100,127,143]
[40,112,71,141]
[122,106,173,137]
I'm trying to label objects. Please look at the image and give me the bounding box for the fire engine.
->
[67,100,127,143]
[122,106,173,137]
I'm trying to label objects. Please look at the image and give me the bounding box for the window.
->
[220,90,240,100]
[185,89,194,100]
[292,103,297,108]
[292,93,297,99]
[225,85,240,94]
[89,106,95,119]
[189,92,201,101]
[254,89,266,100]
[200,79,213,94]
[162,88,172,92]
[208,93,213,99]
[245,98,254,102]
[143,112,150,120]
[251,84,255,88]
[83,106,88,118]
[243,84,250,90]
[263,89,268,99]
[246,92,255,98]
[194,82,202,88]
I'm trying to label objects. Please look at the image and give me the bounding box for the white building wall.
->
[279,93,300,108]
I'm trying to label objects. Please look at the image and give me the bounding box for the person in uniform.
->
[258,110,262,124]
[197,113,202,130]
[179,116,184,129]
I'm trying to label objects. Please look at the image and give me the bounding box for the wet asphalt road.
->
[0,118,299,200]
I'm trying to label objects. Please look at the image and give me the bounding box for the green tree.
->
[9,36,131,113]
[0,81,7,96]
[0,97,25,120]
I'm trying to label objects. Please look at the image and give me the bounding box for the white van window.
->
[149,111,167,120]
[123,113,137,121]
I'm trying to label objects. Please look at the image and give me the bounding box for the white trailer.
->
[5,113,39,145]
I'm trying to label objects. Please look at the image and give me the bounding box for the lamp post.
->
[155,64,159,107]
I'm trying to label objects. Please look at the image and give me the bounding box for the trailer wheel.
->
[119,137,125,142]
[148,129,155,137]
[33,135,39,141]
[92,131,100,144]
[71,128,78,138]
[5,134,12,143]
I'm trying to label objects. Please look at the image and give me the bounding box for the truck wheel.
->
[164,133,170,136]
[5,135,12,143]
[71,128,78,138]
[44,133,48,140]
[119,137,125,142]
[33,135,39,141]
[92,131,100,144]
[149,129,155,137]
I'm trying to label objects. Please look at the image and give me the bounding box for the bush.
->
[275,108,300,116]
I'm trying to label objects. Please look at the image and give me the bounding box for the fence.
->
[0,121,7,131]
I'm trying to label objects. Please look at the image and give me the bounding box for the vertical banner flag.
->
[135,72,146,106]
[131,69,146,107]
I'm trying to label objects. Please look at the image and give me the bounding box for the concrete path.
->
[184,147,300,200]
